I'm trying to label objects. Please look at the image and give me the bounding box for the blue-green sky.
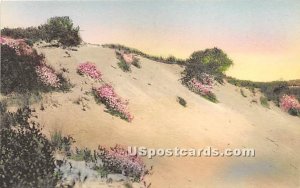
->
[1,0,300,81]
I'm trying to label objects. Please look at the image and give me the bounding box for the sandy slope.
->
[33,44,300,187]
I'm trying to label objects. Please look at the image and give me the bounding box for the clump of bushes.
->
[97,145,147,182]
[279,94,300,116]
[1,37,71,95]
[227,77,300,107]
[77,61,102,80]
[0,103,58,188]
[177,96,187,107]
[1,16,81,47]
[93,84,133,122]
[182,48,233,84]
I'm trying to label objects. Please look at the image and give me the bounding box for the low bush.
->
[0,103,58,188]
[279,94,300,116]
[97,145,147,182]
[1,37,71,95]
[177,96,187,107]
[186,73,218,103]
[260,96,270,108]
[50,130,74,155]
[93,84,133,122]
[118,59,131,72]
[77,61,102,80]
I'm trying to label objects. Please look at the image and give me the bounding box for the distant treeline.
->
[1,16,81,47]
[102,44,186,65]
[226,77,300,104]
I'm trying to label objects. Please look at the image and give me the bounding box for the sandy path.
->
[33,44,300,187]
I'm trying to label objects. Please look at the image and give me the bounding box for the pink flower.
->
[0,37,33,55]
[97,145,146,180]
[36,65,61,88]
[77,61,102,80]
[93,84,133,122]
[280,94,300,112]
[122,53,135,64]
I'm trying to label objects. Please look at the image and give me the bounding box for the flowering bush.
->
[1,36,33,56]
[97,145,146,181]
[36,65,61,88]
[93,84,133,122]
[280,95,300,116]
[186,73,218,103]
[77,61,102,80]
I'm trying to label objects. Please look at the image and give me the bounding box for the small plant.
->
[93,84,133,122]
[177,96,187,107]
[50,130,75,155]
[240,89,247,97]
[77,61,102,80]
[132,58,141,68]
[97,145,147,182]
[260,96,270,108]
[118,59,131,72]
[69,147,94,162]
[279,94,300,116]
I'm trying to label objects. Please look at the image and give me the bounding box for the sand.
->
[32,44,300,187]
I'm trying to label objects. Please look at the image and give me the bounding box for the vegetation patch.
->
[1,16,81,47]
[260,96,270,108]
[279,94,300,116]
[1,37,71,95]
[177,96,187,107]
[93,84,133,122]
[77,61,102,80]
[0,103,58,188]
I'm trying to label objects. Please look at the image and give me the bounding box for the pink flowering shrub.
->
[187,73,218,103]
[97,145,147,181]
[116,50,141,71]
[77,61,102,80]
[36,65,61,88]
[1,36,33,56]
[280,95,300,116]
[93,84,133,122]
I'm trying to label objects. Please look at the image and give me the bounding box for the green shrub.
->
[50,130,74,155]
[118,59,131,72]
[41,16,81,47]
[202,92,219,103]
[182,48,233,84]
[0,103,58,188]
[177,96,187,107]
[260,96,270,108]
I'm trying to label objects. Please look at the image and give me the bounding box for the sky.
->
[1,0,300,81]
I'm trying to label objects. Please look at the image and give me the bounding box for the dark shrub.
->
[0,45,44,94]
[0,103,57,188]
[177,96,187,107]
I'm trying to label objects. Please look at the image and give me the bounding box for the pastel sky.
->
[1,0,300,81]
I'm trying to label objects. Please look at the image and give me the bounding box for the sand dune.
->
[33,44,300,187]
